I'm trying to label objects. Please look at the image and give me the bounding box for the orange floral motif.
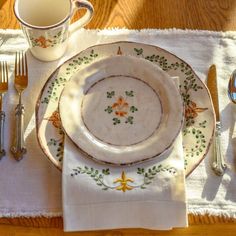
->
[45,110,62,129]
[34,36,52,48]
[112,96,129,117]
[113,171,134,192]
[185,101,208,120]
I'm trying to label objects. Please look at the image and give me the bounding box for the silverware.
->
[228,69,236,103]
[207,64,227,176]
[0,61,8,159]
[11,52,28,161]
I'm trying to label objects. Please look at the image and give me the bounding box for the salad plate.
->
[59,55,184,165]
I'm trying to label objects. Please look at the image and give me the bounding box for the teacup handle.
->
[69,0,94,34]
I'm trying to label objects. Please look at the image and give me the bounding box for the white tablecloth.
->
[0,28,236,219]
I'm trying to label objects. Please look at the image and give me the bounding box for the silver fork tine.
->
[4,62,8,84]
[15,52,17,76]
[2,62,5,83]
[18,52,21,76]
[25,52,28,75]
[21,51,24,75]
[5,62,8,83]
[3,62,5,83]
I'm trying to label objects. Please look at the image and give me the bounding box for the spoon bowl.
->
[228,69,236,104]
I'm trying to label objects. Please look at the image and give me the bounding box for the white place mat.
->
[0,28,235,220]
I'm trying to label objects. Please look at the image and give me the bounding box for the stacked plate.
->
[36,41,214,175]
[59,55,184,165]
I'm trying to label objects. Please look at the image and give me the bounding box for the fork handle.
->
[0,111,6,159]
[11,103,26,161]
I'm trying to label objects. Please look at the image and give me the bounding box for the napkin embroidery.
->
[70,164,177,192]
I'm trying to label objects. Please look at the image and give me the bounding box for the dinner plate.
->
[59,55,184,165]
[36,41,215,176]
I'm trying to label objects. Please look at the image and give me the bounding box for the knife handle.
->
[212,122,227,176]
[0,111,6,160]
[11,103,27,161]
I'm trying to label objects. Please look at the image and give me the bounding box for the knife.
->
[207,64,227,176]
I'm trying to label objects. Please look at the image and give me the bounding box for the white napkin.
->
[63,78,187,233]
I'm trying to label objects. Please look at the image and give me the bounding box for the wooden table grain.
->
[0,0,236,235]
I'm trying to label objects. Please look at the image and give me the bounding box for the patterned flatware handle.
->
[0,111,6,159]
[212,122,227,176]
[11,103,26,161]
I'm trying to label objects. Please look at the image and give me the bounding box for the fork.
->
[11,52,28,161]
[0,61,8,159]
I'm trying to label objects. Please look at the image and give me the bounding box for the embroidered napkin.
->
[62,72,187,231]
[63,134,187,231]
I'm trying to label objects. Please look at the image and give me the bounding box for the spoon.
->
[228,69,236,103]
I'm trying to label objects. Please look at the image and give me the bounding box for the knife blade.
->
[207,64,227,176]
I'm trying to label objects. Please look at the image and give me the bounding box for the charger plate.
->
[35,41,214,176]
[59,55,184,165]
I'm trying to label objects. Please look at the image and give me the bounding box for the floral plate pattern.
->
[35,41,215,176]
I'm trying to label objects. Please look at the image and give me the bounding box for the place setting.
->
[35,39,216,230]
[2,0,236,233]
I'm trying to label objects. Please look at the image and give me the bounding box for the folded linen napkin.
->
[62,73,187,231]
[63,135,187,231]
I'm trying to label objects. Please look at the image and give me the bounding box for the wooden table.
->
[0,0,236,235]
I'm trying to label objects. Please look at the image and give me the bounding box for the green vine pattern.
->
[183,123,207,159]
[136,165,177,189]
[47,129,64,162]
[133,48,207,167]
[134,47,204,126]
[71,164,177,191]
[41,50,98,104]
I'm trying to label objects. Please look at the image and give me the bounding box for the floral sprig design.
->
[184,101,208,127]
[30,31,66,48]
[105,91,138,125]
[30,36,52,48]
[71,164,177,192]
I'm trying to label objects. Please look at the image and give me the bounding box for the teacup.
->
[14,0,94,61]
